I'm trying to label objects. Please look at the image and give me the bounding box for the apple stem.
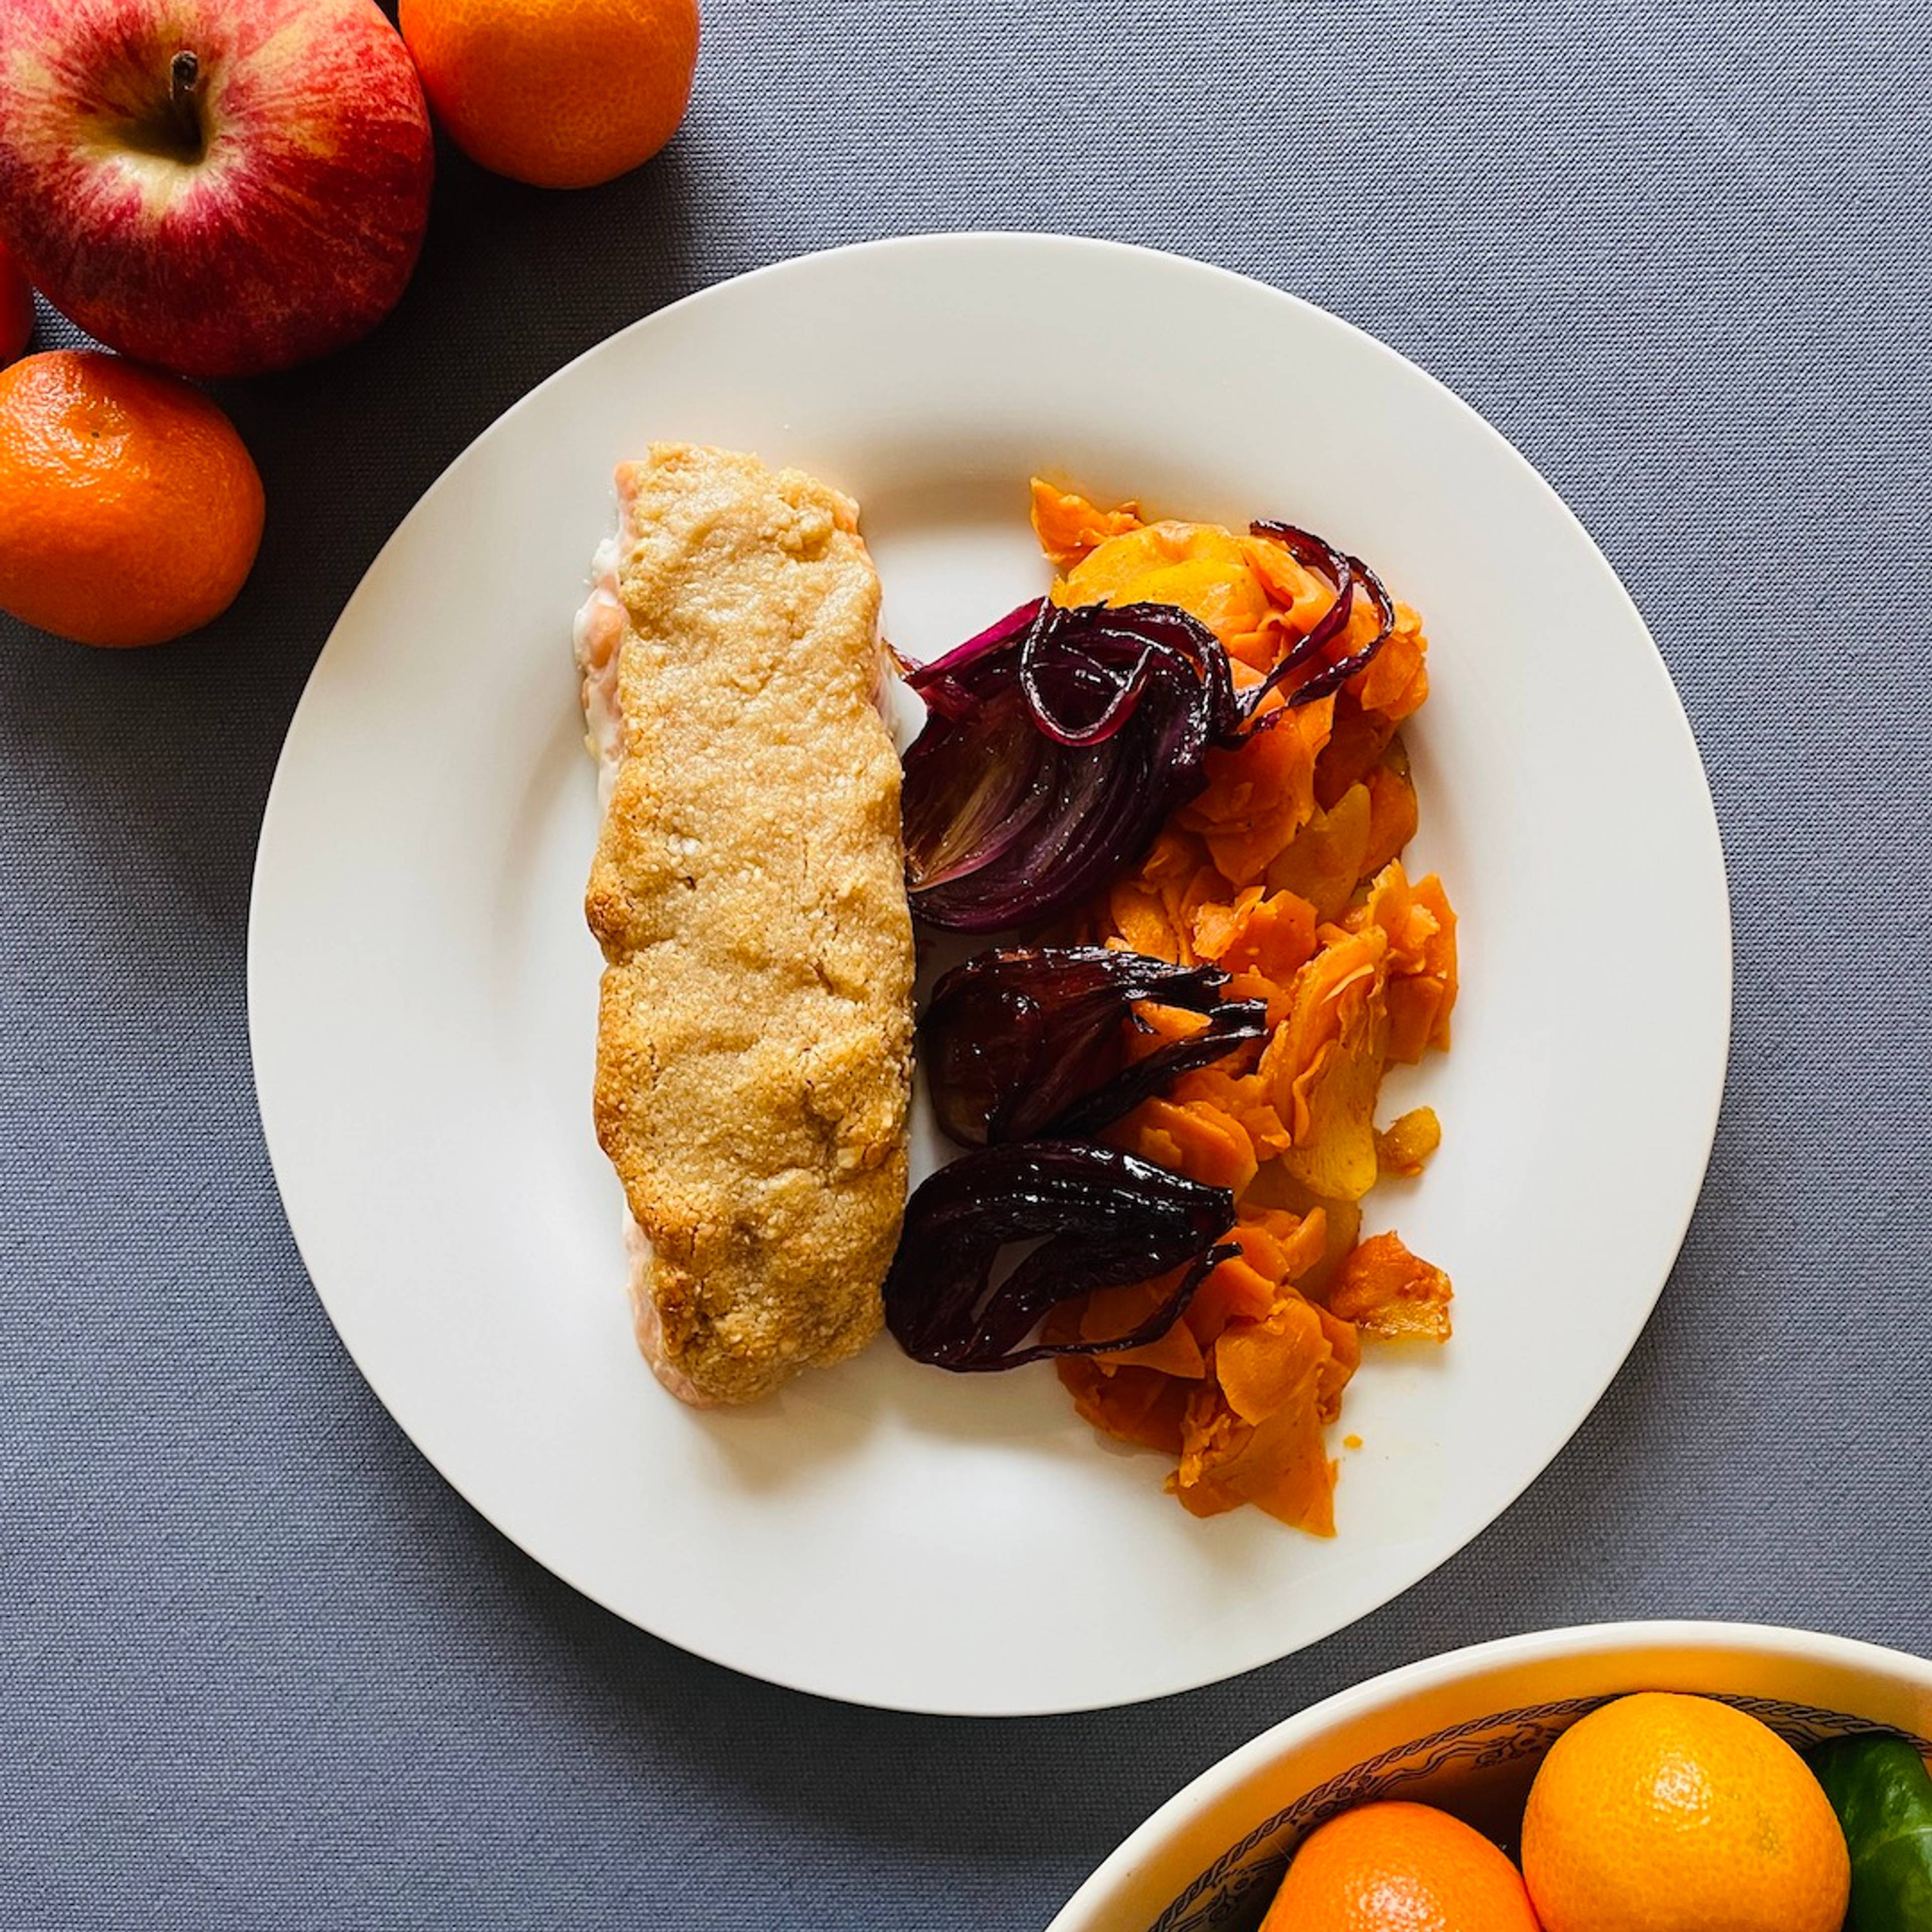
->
[168,50,204,153]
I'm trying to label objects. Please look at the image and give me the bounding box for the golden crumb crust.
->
[585,443,914,1405]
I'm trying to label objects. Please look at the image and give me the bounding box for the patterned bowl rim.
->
[1048,1619,1932,1932]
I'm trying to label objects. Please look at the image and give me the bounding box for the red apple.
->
[0,241,31,364]
[0,0,434,378]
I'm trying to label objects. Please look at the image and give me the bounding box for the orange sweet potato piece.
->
[1177,1398,1338,1535]
[1182,1249,1278,1348]
[1385,980,1445,1067]
[1030,479,1143,570]
[1111,1096,1259,1196]
[1077,1276,1208,1377]
[1054,521,1276,657]
[1182,700,1333,884]
[1351,605,1430,723]
[1109,878,1186,961]
[1129,1122,1186,1173]
[1375,1106,1442,1177]
[1214,1300,1322,1421]
[1265,1206,1331,1284]
[1315,694,1400,809]
[1222,1212,1290,1280]
[1298,1196,1362,1300]
[1327,1232,1453,1341]
[1058,1355,1191,1455]
[1105,830,1229,967]
[1261,927,1390,1203]
[1241,532,1337,628]
[1408,873,1458,1045]
[1359,867,1457,1062]
[1265,782,1373,925]
[1275,1024,1387,1202]
[1312,1303,1361,1420]
[1350,860,1430,964]
[1128,1002,1214,1053]
[1165,1065,1289,1156]
[1201,1208,1328,1304]
[1173,1295,1339,1534]
[1360,760,1419,881]
[1098,1319,1208,1380]
[1192,886,1319,987]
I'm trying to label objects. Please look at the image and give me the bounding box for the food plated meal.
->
[884,484,1458,1534]
[574,443,915,1406]
[577,455,1457,1532]
[253,231,1733,1711]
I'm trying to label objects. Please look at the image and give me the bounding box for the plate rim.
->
[247,230,1734,1716]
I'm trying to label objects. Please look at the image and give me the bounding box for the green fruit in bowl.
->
[1809,1734,1932,1931]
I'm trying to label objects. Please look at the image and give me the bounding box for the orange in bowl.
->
[0,351,264,649]
[1521,1692,1849,1932]
[399,0,700,190]
[1262,1800,1542,1930]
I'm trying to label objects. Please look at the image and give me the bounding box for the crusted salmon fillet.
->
[577,444,915,1406]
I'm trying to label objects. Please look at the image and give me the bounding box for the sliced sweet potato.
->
[1173,1295,1340,1534]
[1360,759,1420,881]
[1053,520,1276,656]
[1077,1276,1209,1377]
[1109,877,1187,962]
[1192,884,1320,991]
[1385,979,1446,1067]
[1260,925,1389,1203]
[1351,604,1429,723]
[1273,1017,1387,1201]
[1128,1001,1214,1052]
[1042,493,1454,1538]
[1241,531,1337,628]
[1375,1106,1441,1177]
[1029,479,1143,570]
[1312,1303,1362,1420]
[1327,1231,1453,1341]
[1166,1065,1290,1157]
[1181,1249,1278,1347]
[1354,865,1457,1062]
[1265,783,1373,925]
[1407,874,1458,1052]
[1315,693,1399,809]
[1110,1095,1260,1196]
[1058,1355,1191,1454]
[1183,700,1333,884]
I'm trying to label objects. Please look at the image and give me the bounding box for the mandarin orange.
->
[1262,1800,1542,1930]
[1520,1692,1849,1932]
[0,352,264,649]
[399,0,699,189]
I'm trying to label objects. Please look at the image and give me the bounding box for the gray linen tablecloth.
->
[4,0,1929,1923]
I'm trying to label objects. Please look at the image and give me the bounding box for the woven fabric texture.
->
[3,0,1929,1924]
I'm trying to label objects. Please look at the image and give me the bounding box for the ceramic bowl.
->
[1048,1621,1932,1931]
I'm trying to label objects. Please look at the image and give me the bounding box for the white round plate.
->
[249,234,1729,1716]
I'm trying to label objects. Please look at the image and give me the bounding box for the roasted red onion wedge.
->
[883,1142,1237,1372]
[901,600,1229,931]
[900,534,1394,930]
[922,945,1268,1147]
